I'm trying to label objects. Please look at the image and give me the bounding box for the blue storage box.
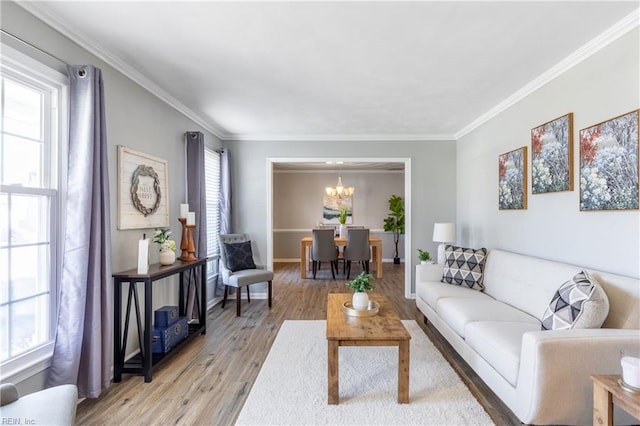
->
[151,317,188,353]
[154,305,179,327]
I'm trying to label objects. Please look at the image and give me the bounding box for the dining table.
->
[300,235,383,279]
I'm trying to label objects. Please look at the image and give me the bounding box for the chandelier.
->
[325,174,354,197]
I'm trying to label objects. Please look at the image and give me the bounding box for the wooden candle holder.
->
[178,218,197,261]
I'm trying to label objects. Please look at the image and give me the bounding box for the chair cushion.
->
[541,270,609,331]
[228,269,274,288]
[441,245,488,290]
[223,241,257,272]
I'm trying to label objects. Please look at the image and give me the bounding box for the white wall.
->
[2,2,222,392]
[273,169,405,260]
[457,29,640,278]
[223,139,457,284]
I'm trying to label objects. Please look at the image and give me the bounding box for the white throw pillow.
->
[541,270,609,331]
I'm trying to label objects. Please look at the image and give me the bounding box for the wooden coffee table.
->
[326,293,411,404]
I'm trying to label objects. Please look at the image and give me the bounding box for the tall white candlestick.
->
[137,237,149,274]
[180,203,189,219]
[187,212,195,226]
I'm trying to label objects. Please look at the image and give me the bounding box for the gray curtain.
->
[47,65,112,399]
[217,149,231,296]
[185,132,207,318]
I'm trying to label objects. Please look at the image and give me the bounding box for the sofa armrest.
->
[515,328,640,425]
[1,383,19,406]
[416,263,444,283]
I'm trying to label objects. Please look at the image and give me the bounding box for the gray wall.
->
[2,2,222,392]
[456,28,640,278]
[222,139,458,285]
[273,170,405,260]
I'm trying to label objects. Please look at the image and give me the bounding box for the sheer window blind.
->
[204,147,220,281]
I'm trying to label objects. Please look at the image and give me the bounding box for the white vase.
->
[339,224,346,238]
[352,292,369,310]
[159,247,176,265]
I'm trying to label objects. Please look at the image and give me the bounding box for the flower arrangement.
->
[153,228,176,251]
[345,272,374,293]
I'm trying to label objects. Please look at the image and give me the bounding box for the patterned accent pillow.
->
[541,271,609,331]
[441,245,488,290]
[223,241,257,272]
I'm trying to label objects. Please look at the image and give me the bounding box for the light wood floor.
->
[76,262,520,425]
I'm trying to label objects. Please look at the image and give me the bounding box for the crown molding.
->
[224,133,456,142]
[17,2,230,141]
[454,8,640,140]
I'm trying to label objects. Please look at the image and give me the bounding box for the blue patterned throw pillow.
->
[223,241,257,272]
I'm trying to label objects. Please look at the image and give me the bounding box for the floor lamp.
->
[433,223,456,264]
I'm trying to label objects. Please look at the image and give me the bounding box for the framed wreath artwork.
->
[498,146,528,210]
[579,109,639,211]
[118,146,170,229]
[531,113,573,194]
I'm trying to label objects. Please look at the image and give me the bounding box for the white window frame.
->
[0,44,68,383]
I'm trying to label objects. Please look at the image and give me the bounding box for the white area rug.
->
[236,320,494,425]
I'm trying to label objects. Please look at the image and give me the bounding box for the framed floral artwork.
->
[531,113,573,194]
[580,109,639,211]
[499,146,528,210]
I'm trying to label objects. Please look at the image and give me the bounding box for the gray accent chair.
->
[343,228,371,279]
[219,233,273,316]
[0,383,78,425]
[311,228,339,279]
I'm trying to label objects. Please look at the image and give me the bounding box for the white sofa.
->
[415,249,640,425]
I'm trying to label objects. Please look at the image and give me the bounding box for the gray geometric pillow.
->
[223,241,256,272]
[441,245,488,291]
[541,271,609,331]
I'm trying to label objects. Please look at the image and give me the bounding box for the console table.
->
[113,258,207,382]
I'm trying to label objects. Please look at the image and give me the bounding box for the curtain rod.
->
[1,28,70,67]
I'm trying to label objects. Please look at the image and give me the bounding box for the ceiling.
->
[19,1,638,141]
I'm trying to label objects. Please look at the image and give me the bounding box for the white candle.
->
[621,355,640,388]
[180,203,189,218]
[187,212,195,226]
[137,237,149,274]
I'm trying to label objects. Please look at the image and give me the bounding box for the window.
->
[204,147,221,282]
[0,45,67,380]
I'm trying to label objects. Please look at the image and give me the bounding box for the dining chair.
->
[219,233,273,316]
[311,228,339,279]
[343,228,371,279]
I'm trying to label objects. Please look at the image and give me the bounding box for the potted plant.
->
[345,271,375,310]
[383,195,405,264]
[417,249,433,264]
[153,228,177,265]
[338,207,348,238]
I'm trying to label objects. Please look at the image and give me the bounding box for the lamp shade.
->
[433,222,455,243]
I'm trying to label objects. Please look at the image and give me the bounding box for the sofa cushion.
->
[466,321,540,386]
[441,245,488,290]
[223,241,257,272]
[437,298,540,338]
[416,281,490,311]
[541,270,609,331]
